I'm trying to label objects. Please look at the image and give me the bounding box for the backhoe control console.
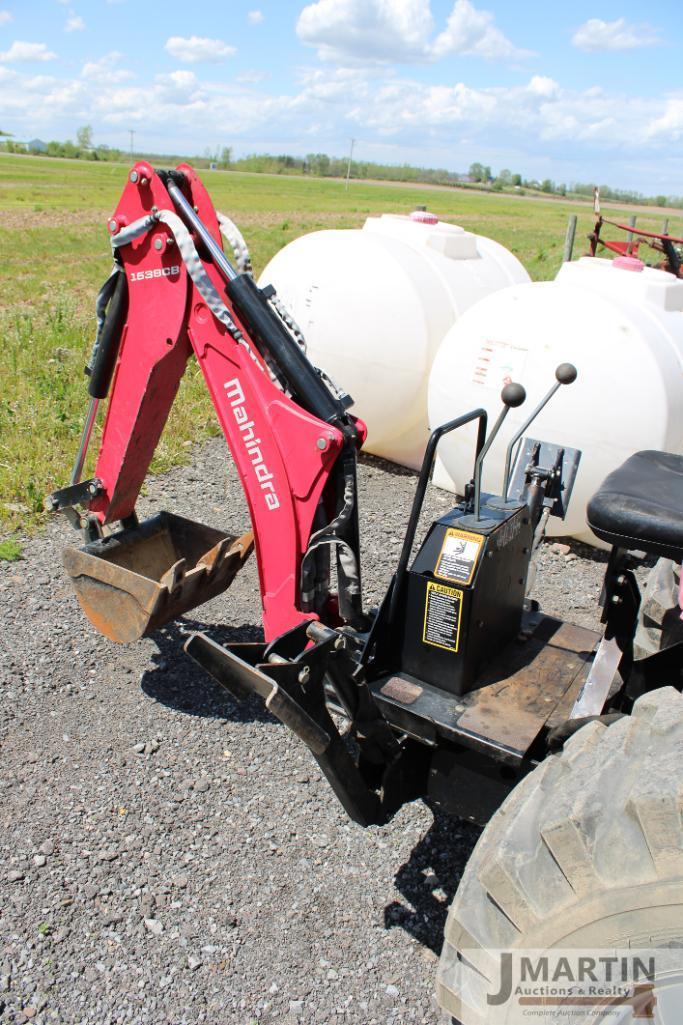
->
[399,501,535,696]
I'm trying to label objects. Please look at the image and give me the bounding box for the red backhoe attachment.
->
[49,162,365,643]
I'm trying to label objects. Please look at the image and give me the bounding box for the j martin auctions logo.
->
[456,948,683,1024]
[489,953,657,1020]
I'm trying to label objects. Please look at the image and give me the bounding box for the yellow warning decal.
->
[435,528,483,586]
[423,581,463,653]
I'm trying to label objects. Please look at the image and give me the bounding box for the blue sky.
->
[0,1,681,193]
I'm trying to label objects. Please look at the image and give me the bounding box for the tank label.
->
[435,529,483,585]
[473,338,528,388]
[423,582,463,653]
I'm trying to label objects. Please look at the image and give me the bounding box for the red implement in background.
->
[588,188,683,275]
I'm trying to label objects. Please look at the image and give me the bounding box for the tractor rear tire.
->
[436,686,683,1024]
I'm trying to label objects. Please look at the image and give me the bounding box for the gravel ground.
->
[0,440,627,1025]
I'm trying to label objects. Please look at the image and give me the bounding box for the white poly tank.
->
[259,213,529,469]
[428,256,683,543]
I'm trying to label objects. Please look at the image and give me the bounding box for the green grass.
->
[1,154,679,532]
[0,538,23,561]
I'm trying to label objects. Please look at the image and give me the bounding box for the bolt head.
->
[108,219,119,234]
[153,238,163,251]
[316,437,328,451]
[129,170,139,184]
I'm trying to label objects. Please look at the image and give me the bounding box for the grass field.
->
[1,153,680,538]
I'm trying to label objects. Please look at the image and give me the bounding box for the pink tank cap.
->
[410,209,439,224]
[612,255,645,272]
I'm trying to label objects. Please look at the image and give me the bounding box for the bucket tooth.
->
[159,558,187,593]
[63,511,253,644]
[198,536,232,571]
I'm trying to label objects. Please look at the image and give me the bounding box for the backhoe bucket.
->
[63,512,254,644]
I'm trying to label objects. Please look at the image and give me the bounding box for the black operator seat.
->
[587,450,683,561]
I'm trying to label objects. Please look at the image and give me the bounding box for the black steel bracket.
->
[45,478,103,532]
[46,478,102,512]
[185,629,391,826]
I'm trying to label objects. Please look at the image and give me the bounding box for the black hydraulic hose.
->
[87,271,128,399]
[226,273,347,426]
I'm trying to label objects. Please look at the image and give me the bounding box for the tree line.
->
[1,128,678,208]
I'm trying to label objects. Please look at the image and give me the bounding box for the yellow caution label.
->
[423,581,463,653]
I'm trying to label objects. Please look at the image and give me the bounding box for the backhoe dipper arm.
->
[84,162,363,640]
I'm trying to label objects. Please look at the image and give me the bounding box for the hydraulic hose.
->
[87,270,128,400]
[226,273,347,426]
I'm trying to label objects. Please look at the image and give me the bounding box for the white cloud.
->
[164,35,236,63]
[527,75,559,98]
[0,10,13,25]
[162,70,198,88]
[572,17,661,52]
[288,65,666,153]
[155,70,200,103]
[297,0,531,63]
[647,98,683,141]
[248,10,264,24]
[2,52,682,190]
[0,41,57,62]
[297,0,433,62]
[432,0,534,59]
[81,51,133,83]
[65,12,85,31]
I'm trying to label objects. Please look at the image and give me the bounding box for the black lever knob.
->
[501,382,526,408]
[555,362,577,385]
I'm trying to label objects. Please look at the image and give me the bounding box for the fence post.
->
[563,214,578,262]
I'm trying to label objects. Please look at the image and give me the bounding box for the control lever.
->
[501,363,577,502]
[474,382,526,520]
